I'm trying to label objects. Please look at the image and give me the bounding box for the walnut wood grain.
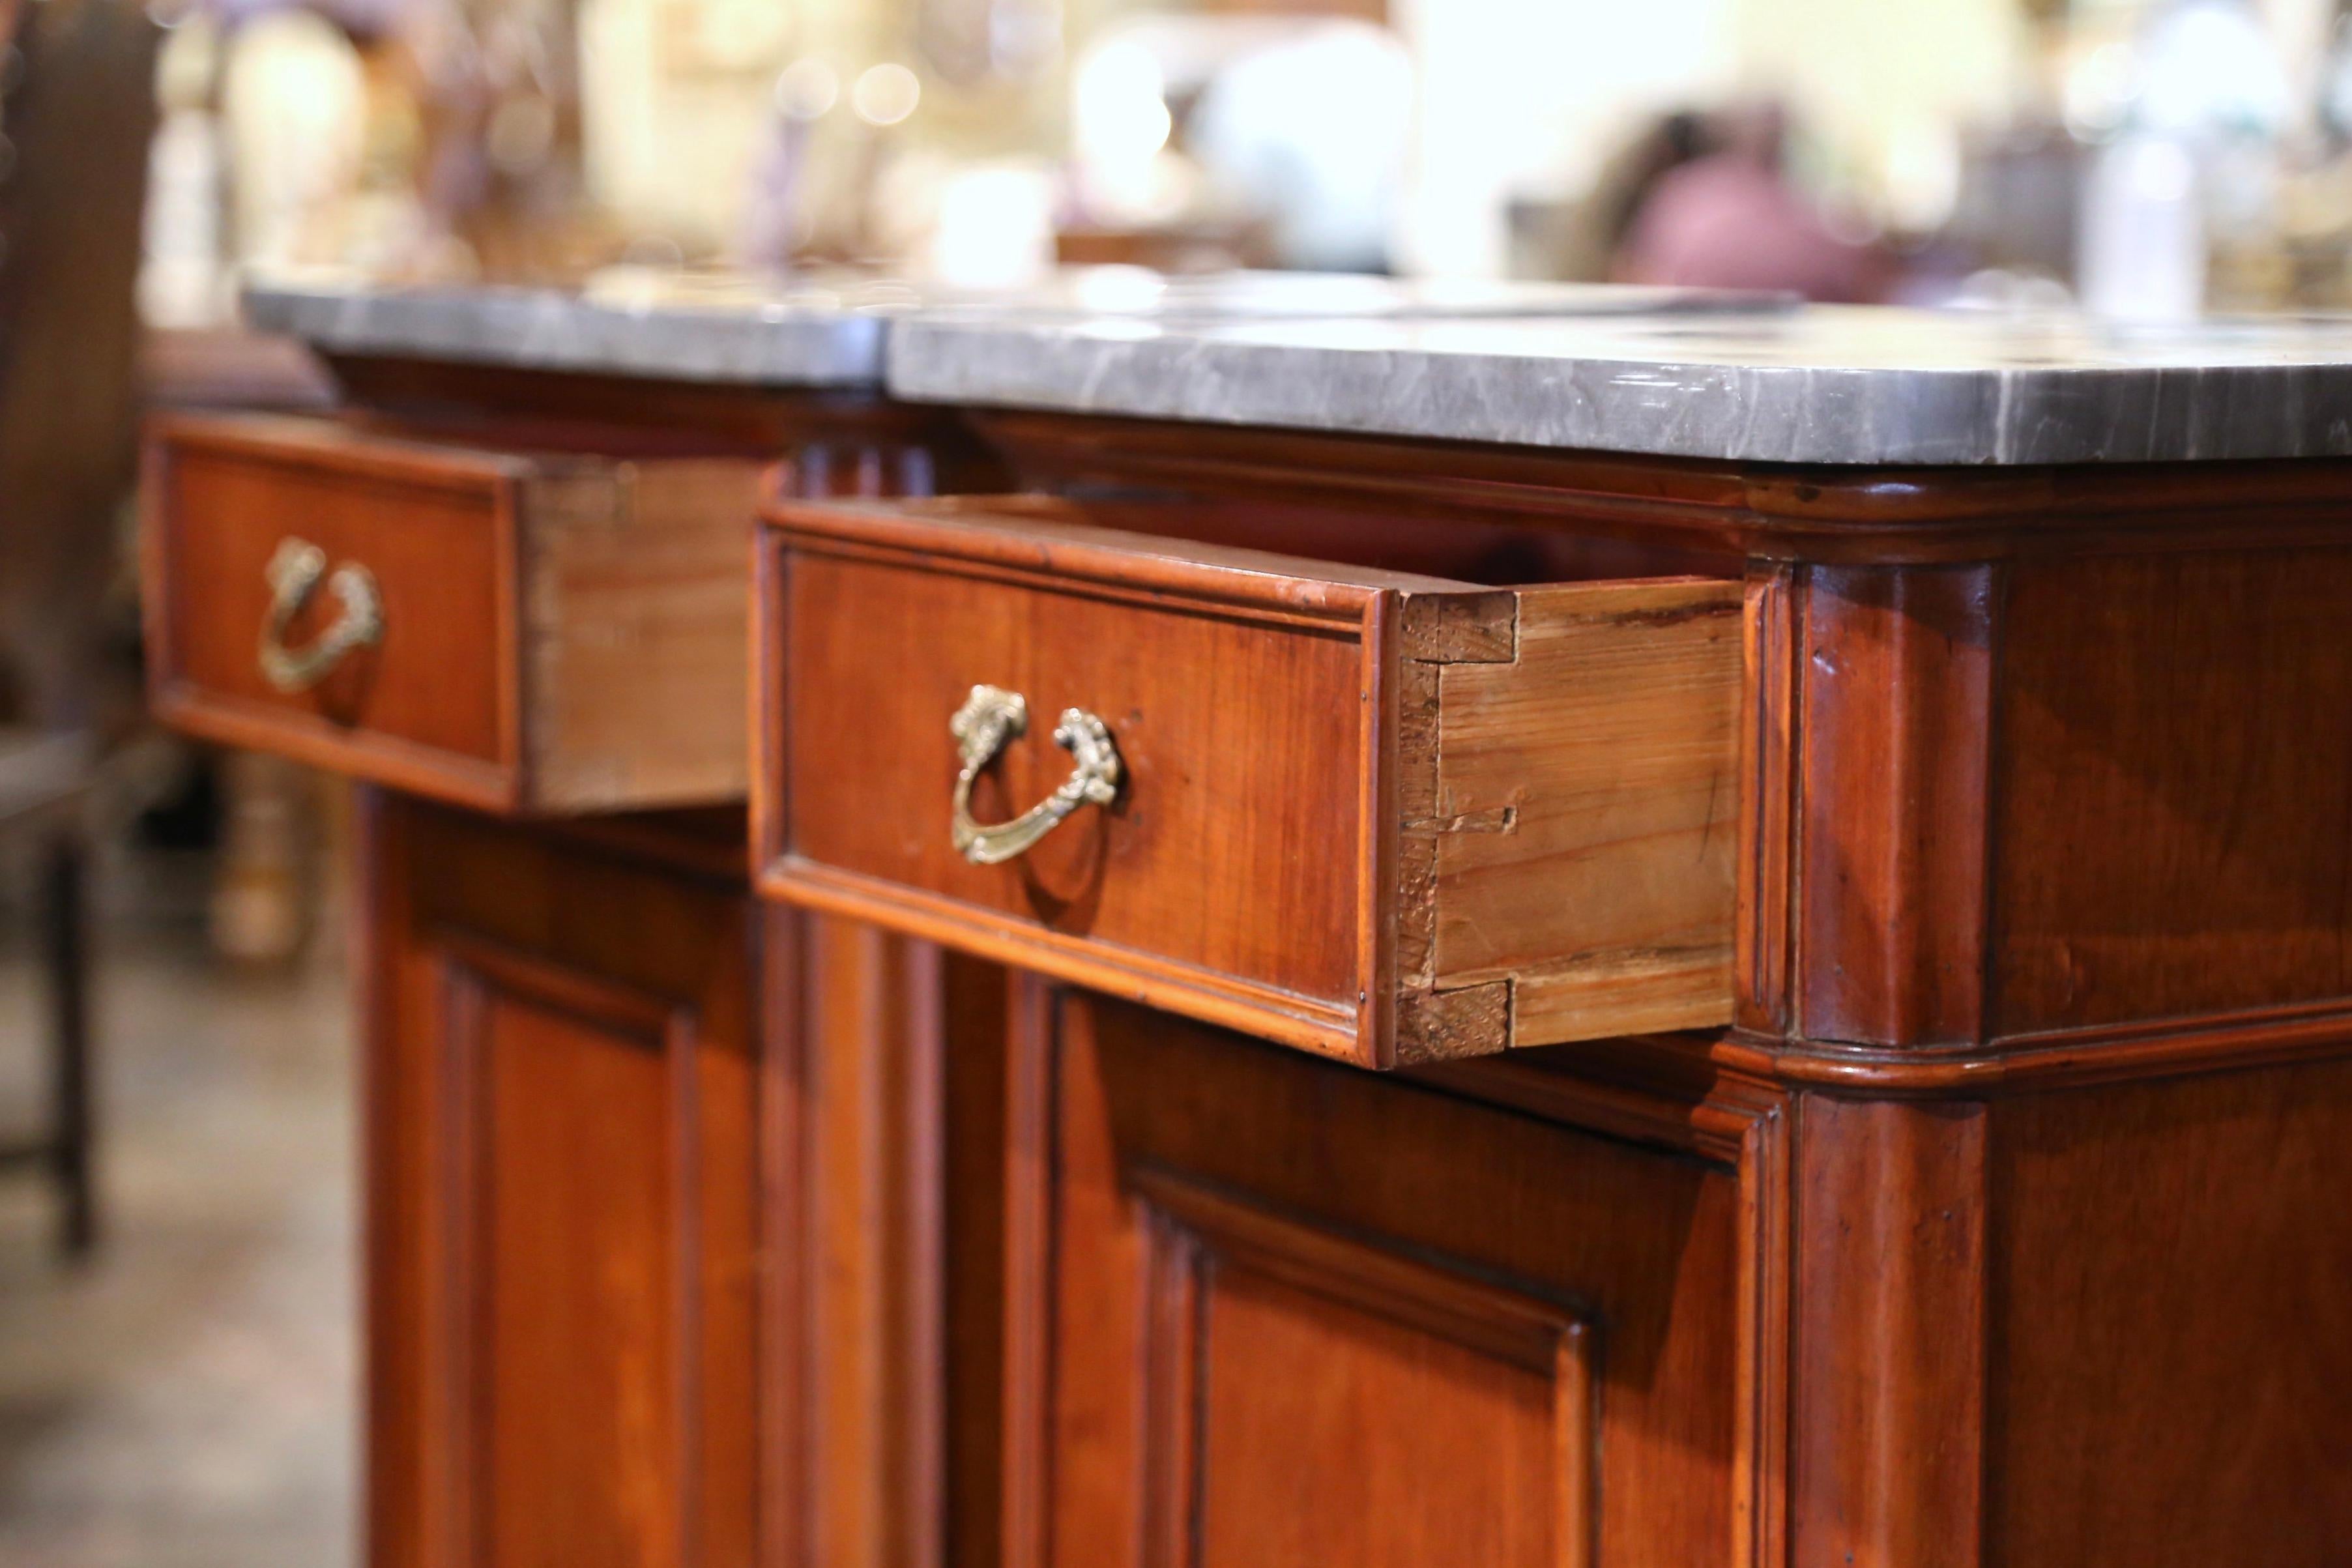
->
[1735,564,1799,1038]
[1986,1058,2352,1565]
[1716,536,2352,1078]
[1790,564,1997,1048]
[325,356,996,491]
[359,792,763,1568]
[222,360,2352,1568]
[798,915,944,1568]
[1132,1166,1598,1568]
[1994,545,2352,1036]
[764,915,1008,1568]
[1006,992,1764,1568]
[974,407,2352,562]
[1790,1096,1986,1568]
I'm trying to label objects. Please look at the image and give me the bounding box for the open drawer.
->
[755,493,1743,1067]
[143,412,761,814]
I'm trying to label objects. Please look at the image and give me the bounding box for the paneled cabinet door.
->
[363,795,768,1568]
[1004,989,1775,1568]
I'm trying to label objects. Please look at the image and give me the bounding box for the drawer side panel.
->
[1430,579,1743,1046]
[521,461,759,811]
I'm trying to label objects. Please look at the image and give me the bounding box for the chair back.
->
[0,0,159,726]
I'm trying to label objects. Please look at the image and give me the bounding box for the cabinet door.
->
[363,795,767,1568]
[1006,990,1759,1568]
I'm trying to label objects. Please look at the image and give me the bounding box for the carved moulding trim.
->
[1717,996,2352,1097]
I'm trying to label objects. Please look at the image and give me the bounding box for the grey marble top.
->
[244,269,903,387]
[886,306,2352,467]
[247,269,2352,465]
[244,266,1775,392]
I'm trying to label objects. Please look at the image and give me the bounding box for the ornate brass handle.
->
[257,538,383,693]
[950,684,1122,866]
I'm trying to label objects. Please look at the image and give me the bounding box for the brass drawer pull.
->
[258,537,383,693]
[950,684,1122,866]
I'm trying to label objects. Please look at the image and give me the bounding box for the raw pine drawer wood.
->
[143,412,761,814]
[756,494,1743,1067]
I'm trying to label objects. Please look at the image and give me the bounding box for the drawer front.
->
[145,413,758,814]
[781,534,1372,1043]
[759,496,1743,1066]
[148,414,515,803]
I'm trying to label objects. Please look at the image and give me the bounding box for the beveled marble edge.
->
[247,272,2352,465]
[240,269,1792,398]
[243,281,891,388]
[885,312,2352,467]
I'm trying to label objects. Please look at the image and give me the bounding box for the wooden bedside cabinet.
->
[139,373,978,1568]
[150,287,2352,1568]
[753,412,2352,1568]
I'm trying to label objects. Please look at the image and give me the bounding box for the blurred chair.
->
[0,0,162,1258]
[0,734,93,1255]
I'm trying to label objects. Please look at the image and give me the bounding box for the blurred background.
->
[0,0,2347,1562]
[126,0,2352,313]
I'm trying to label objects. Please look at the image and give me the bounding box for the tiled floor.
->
[0,892,355,1568]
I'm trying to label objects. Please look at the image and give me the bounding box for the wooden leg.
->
[42,830,94,1259]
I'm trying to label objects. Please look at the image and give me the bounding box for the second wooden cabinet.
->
[361,796,772,1568]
